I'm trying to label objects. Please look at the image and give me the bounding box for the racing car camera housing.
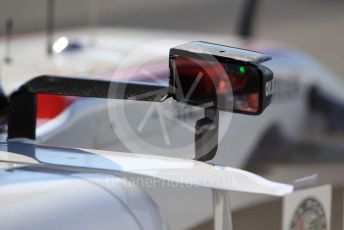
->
[169,41,273,115]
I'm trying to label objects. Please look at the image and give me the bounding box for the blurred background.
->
[0,0,344,77]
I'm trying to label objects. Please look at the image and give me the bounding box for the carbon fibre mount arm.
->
[8,75,169,140]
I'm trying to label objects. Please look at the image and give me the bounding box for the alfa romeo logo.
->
[290,198,327,230]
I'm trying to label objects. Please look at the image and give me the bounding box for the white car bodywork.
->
[0,169,167,230]
[1,27,343,228]
[0,141,295,230]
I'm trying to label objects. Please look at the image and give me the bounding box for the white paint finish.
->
[0,142,293,229]
[88,148,294,196]
[213,189,233,230]
[0,144,293,196]
[0,151,38,164]
[0,171,167,230]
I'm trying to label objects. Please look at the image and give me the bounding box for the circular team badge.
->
[290,198,327,230]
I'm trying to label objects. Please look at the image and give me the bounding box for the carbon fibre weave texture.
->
[8,75,169,139]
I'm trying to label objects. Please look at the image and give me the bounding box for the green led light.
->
[239,66,246,74]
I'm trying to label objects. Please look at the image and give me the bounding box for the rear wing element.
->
[0,142,300,230]
[1,140,318,230]
[2,142,293,196]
